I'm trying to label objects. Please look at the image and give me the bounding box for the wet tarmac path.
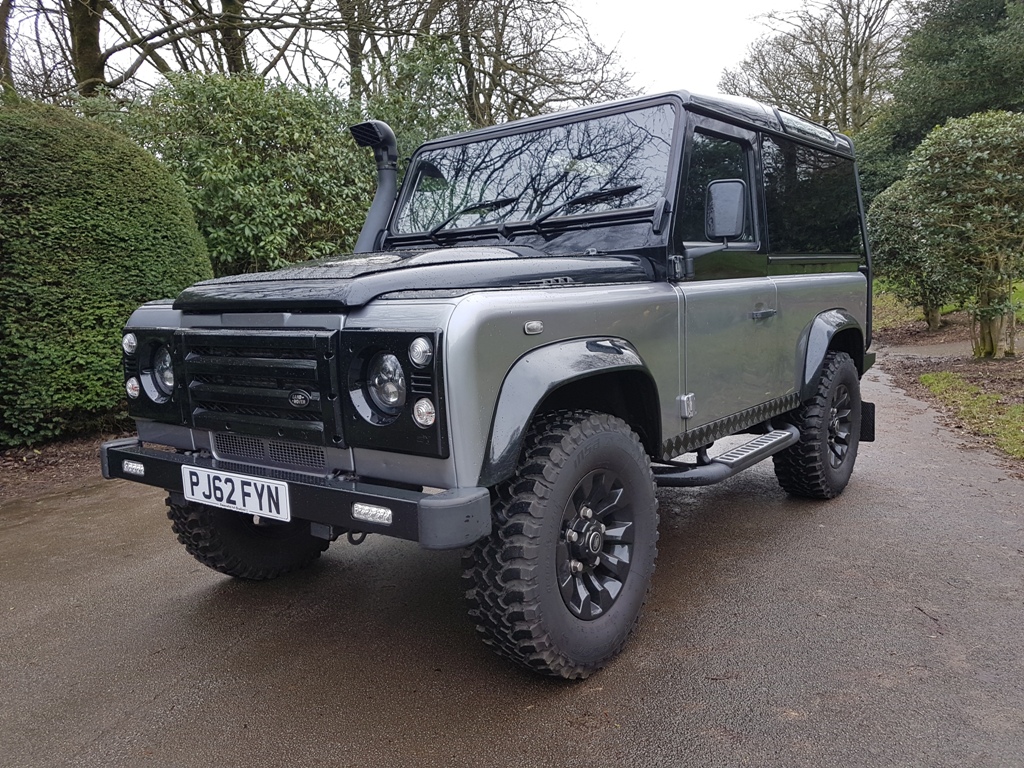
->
[2,369,1022,767]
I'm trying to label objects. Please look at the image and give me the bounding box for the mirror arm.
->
[670,243,728,281]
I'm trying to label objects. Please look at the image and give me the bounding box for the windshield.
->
[393,103,677,236]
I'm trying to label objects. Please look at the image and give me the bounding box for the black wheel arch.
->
[800,309,867,402]
[477,338,661,488]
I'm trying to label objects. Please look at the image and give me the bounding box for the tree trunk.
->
[1008,309,1017,357]
[0,0,13,97]
[455,0,484,126]
[924,304,942,331]
[67,0,106,97]
[220,0,248,74]
[338,1,363,102]
[973,287,1011,359]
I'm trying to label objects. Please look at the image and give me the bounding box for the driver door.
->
[674,118,790,432]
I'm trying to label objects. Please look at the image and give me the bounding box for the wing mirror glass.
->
[705,179,747,241]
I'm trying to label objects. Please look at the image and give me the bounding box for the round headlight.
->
[122,333,138,355]
[367,352,406,415]
[409,336,433,368]
[153,345,174,396]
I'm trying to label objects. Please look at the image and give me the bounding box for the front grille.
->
[215,433,264,461]
[268,440,326,469]
[214,432,327,470]
[181,329,344,446]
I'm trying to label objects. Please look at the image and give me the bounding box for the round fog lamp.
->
[153,345,175,396]
[122,333,137,355]
[409,336,433,368]
[368,352,406,415]
[412,398,436,428]
[126,377,140,399]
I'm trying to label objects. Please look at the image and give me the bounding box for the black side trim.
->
[660,393,801,460]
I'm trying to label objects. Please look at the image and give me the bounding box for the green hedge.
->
[91,74,375,277]
[0,102,212,447]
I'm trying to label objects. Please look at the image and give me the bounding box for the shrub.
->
[869,111,1024,356]
[90,74,376,276]
[908,111,1024,357]
[868,179,977,330]
[0,102,212,447]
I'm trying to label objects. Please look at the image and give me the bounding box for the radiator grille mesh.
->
[214,432,326,470]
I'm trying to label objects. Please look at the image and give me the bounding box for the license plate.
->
[181,466,291,522]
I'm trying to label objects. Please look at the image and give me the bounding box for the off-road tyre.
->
[166,498,329,580]
[463,410,659,679]
[773,351,862,499]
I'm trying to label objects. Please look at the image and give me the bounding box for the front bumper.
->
[100,438,492,550]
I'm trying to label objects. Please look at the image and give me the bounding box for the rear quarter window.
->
[761,134,864,256]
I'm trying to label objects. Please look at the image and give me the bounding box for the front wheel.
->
[167,498,329,580]
[463,410,659,679]
[773,350,862,499]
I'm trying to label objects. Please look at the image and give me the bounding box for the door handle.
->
[750,308,777,320]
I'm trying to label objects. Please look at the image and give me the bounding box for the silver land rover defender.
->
[101,91,875,679]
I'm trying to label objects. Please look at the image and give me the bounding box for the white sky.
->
[576,0,807,95]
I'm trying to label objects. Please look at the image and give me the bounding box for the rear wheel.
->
[167,498,329,580]
[463,410,658,679]
[773,351,862,499]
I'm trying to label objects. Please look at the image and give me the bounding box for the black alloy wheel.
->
[464,410,658,679]
[773,350,862,499]
[558,468,636,620]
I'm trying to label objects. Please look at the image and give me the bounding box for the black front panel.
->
[340,329,449,459]
[179,329,344,447]
[123,329,189,423]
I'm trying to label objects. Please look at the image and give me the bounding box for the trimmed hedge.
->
[0,102,212,447]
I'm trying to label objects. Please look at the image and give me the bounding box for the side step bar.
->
[653,425,800,488]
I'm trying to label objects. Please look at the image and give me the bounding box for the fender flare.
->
[478,338,652,488]
[800,309,865,401]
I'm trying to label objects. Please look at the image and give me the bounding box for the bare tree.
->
[720,0,907,132]
[8,0,633,123]
[0,0,15,97]
[9,0,327,98]
[417,0,634,126]
[0,0,13,94]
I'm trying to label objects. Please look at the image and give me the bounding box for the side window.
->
[761,134,865,255]
[679,131,753,242]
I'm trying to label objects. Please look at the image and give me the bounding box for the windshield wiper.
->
[530,184,642,231]
[428,196,519,243]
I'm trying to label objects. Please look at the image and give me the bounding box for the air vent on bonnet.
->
[520,276,576,286]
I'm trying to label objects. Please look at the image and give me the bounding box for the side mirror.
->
[705,179,747,241]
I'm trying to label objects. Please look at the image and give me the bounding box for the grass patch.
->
[872,285,920,331]
[871,279,961,332]
[919,371,1024,459]
[873,280,1024,328]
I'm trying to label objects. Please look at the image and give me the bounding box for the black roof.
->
[416,90,855,158]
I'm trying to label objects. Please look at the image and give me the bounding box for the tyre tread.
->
[463,410,658,679]
[166,498,328,580]
[773,351,859,499]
